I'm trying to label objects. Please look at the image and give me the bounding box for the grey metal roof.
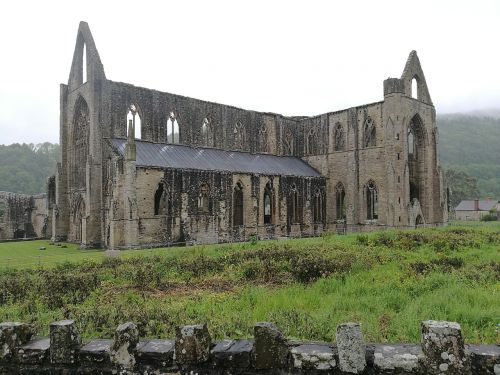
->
[109,139,321,177]
[455,200,498,211]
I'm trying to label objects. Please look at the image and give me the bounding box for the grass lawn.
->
[0,221,499,344]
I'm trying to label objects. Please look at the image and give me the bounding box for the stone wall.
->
[0,319,498,374]
[0,192,48,241]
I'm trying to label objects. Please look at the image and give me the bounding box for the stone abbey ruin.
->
[0,21,448,247]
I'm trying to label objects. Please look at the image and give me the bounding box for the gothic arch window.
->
[263,182,273,224]
[233,182,244,227]
[284,129,294,155]
[334,123,345,151]
[363,117,376,148]
[408,114,425,203]
[154,180,170,216]
[335,182,346,220]
[366,180,378,220]
[313,189,323,222]
[259,124,269,153]
[72,96,90,189]
[233,121,245,150]
[198,183,210,214]
[126,104,142,139]
[306,128,317,155]
[82,43,87,84]
[167,112,180,144]
[290,184,300,223]
[201,117,213,147]
[411,77,418,99]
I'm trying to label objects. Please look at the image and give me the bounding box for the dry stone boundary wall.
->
[0,319,498,374]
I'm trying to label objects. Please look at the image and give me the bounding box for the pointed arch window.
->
[335,182,346,220]
[82,43,87,84]
[233,121,245,150]
[201,117,213,147]
[233,182,244,227]
[411,77,418,99]
[363,118,376,148]
[366,180,378,220]
[127,104,142,139]
[259,124,269,153]
[290,184,300,223]
[306,128,317,155]
[313,189,323,222]
[198,183,210,214]
[72,97,90,189]
[167,112,180,144]
[334,123,345,151]
[263,182,273,224]
[154,181,171,215]
[284,129,294,155]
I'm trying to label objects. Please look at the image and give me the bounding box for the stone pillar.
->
[421,320,471,374]
[253,322,289,370]
[110,322,139,370]
[0,322,34,361]
[336,322,366,374]
[175,324,211,365]
[50,320,81,364]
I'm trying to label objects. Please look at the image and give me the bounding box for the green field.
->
[0,222,499,345]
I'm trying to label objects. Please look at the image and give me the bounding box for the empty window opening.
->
[290,184,300,223]
[363,118,376,147]
[410,181,420,203]
[260,125,269,153]
[198,183,210,214]
[127,104,142,139]
[396,133,400,141]
[313,189,323,222]
[411,77,418,99]
[263,183,273,224]
[335,182,346,220]
[397,153,400,160]
[201,118,213,146]
[398,176,400,183]
[233,121,245,150]
[366,181,378,220]
[233,182,244,227]
[167,112,180,143]
[408,128,416,158]
[334,123,345,151]
[154,182,170,215]
[284,130,294,155]
[82,43,87,84]
[307,129,317,155]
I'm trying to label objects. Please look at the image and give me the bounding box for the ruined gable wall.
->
[0,192,48,240]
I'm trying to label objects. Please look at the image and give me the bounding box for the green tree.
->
[444,168,480,208]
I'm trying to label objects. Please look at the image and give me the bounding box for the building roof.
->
[109,139,322,178]
[455,200,498,211]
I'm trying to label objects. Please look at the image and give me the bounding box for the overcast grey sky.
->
[0,0,499,145]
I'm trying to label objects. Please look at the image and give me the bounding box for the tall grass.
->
[0,223,499,344]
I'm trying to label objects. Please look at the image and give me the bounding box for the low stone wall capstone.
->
[0,319,498,374]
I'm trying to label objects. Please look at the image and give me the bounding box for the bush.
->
[481,214,497,222]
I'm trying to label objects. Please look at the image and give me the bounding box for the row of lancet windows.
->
[153,181,330,224]
[153,179,380,222]
[333,181,378,221]
[124,105,376,152]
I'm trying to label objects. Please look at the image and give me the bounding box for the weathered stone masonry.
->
[0,319,498,374]
[0,191,48,241]
[47,21,447,248]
